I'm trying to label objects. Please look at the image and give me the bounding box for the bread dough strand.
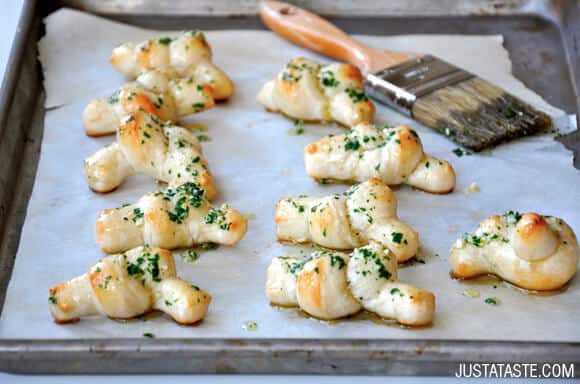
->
[110,31,233,100]
[49,245,211,324]
[275,178,419,262]
[83,69,215,137]
[266,242,435,326]
[96,182,247,254]
[450,211,579,290]
[83,110,217,199]
[305,123,456,194]
[257,57,375,127]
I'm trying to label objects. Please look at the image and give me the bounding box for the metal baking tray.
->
[0,0,579,375]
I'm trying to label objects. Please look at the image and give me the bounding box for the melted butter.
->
[455,274,503,287]
[515,282,570,297]
[452,273,570,296]
[110,310,164,323]
[398,256,427,269]
[272,304,431,329]
[182,122,208,132]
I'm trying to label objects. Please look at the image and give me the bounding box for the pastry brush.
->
[260,1,552,151]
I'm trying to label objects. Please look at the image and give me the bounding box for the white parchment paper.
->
[1,8,579,341]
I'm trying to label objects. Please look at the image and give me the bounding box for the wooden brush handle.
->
[260,1,413,73]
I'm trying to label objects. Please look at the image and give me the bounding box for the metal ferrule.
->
[364,55,474,116]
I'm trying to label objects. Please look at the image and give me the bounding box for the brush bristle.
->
[412,77,552,151]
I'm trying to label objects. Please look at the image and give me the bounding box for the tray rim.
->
[0,0,579,375]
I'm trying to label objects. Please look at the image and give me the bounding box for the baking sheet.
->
[0,8,579,341]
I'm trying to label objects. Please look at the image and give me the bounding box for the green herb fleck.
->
[158,37,172,45]
[197,134,211,142]
[484,297,500,305]
[107,89,120,104]
[452,148,472,157]
[243,321,258,331]
[391,232,404,244]
[288,119,305,135]
[329,254,346,269]
[320,70,340,87]
[345,88,368,103]
[344,138,360,151]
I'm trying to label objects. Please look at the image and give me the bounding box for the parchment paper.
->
[0,8,578,341]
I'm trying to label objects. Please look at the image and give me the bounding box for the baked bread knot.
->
[83,69,215,137]
[84,110,217,199]
[305,123,456,194]
[49,245,211,324]
[95,182,247,254]
[111,31,233,100]
[450,211,579,291]
[266,242,435,326]
[275,178,419,263]
[257,57,375,127]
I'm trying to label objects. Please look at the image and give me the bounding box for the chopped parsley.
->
[328,254,345,269]
[143,332,155,338]
[196,134,211,142]
[502,210,522,224]
[344,137,360,151]
[345,88,368,103]
[484,297,500,305]
[205,207,232,231]
[281,72,301,82]
[126,249,161,283]
[107,89,120,104]
[131,208,144,223]
[201,242,218,250]
[320,70,340,87]
[98,275,112,289]
[160,182,205,224]
[288,119,305,135]
[462,232,506,248]
[452,148,472,157]
[48,292,57,304]
[242,321,258,331]
[391,232,405,244]
[359,248,392,280]
[158,37,172,45]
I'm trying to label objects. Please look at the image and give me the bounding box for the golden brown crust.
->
[125,92,160,116]
[49,246,211,324]
[296,259,323,311]
[136,40,155,71]
[53,317,80,325]
[305,143,319,155]
[86,130,115,138]
[517,213,547,240]
[451,213,578,291]
[339,64,363,83]
[89,185,119,194]
[398,126,422,165]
